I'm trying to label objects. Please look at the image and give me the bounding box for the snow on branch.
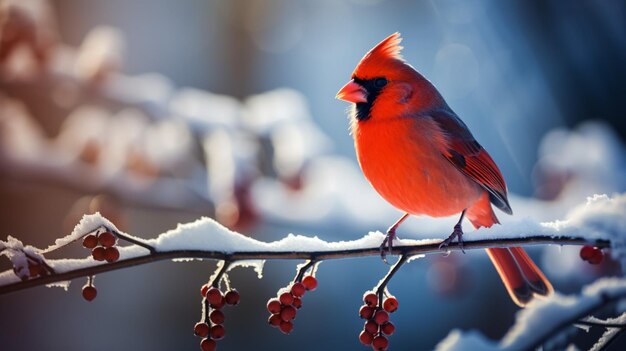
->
[0,193,623,295]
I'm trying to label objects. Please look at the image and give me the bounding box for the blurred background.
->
[1,0,625,350]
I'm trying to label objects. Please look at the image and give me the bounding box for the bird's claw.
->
[439,224,465,254]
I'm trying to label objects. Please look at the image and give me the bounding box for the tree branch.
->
[0,235,609,296]
[375,254,408,304]
[525,292,626,350]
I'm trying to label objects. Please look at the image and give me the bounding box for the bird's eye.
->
[374,78,387,88]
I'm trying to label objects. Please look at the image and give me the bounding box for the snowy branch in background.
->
[0,1,331,228]
[436,278,626,351]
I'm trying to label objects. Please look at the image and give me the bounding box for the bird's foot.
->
[379,230,396,265]
[438,223,465,254]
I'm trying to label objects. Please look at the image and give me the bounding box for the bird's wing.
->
[429,109,512,214]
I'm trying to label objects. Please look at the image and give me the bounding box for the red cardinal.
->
[336,33,552,307]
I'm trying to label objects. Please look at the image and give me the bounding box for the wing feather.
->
[430,110,513,215]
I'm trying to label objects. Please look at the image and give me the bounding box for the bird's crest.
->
[368,32,404,61]
[353,32,405,78]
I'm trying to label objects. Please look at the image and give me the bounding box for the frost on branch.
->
[436,278,626,351]
[589,312,626,351]
[0,236,50,281]
[42,211,122,253]
[558,194,626,271]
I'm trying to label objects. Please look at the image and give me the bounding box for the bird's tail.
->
[467,198,553,307]
[485,247,553,307]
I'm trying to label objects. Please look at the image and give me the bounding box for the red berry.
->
[98,232,116,248]
[267,299,282,314]
[104,247,120,262]
[268,314,282,327]
[383,297,398,313]
[27,265,37,278]
[381,322,395,336]
[194,322,210,337]
[206,288,223,306]
[200,338,216,351]
[374,310,389,325]
[224,289,240,305]
[372,335,389,351]
[359,330,374,345]
[201,284,209,297]
[359,305,375,319]
[211,298,225,309]
[279,291,294,305]
[279,320,294,334]
[364,320,378,334]
[588,248,604,265]
[210,325,225,340]
[302,276,318,291]
[92,247,106,261]
[292,297,303,309]
[36,265,48,276]
[280,305,297,321]
[291,282,306,297]
[82,286,97,301]
[210,310,225,324]
[28,264,45,277]
[580,246,604,265]
[580,245,595,261]
[82,234,98,249]
[363,292,378,307]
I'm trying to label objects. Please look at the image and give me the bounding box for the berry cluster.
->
[83,231,120,263]
[580,245,604,265]
[358,291,398,351]
[194,285,240,351]
[266,275,318,335]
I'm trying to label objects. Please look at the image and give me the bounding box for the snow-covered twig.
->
[589,313,626,351]
[576,318,626,329]
[0,233,608,296]
[436,278,626,351]
[0,192,623,350]
[521,291,626,350]
[3,190,625,296]
[2,191,624,296]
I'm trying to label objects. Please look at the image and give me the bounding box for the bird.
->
[336,32,552,307]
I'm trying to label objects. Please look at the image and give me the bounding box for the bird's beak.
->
[336,79,367,103]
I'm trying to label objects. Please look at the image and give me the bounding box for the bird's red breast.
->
[354,113,484,219]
